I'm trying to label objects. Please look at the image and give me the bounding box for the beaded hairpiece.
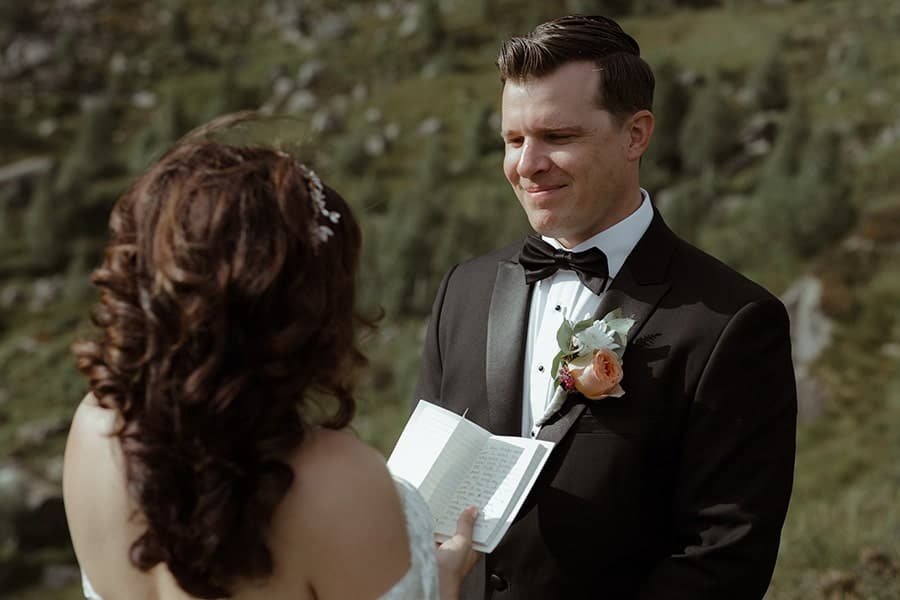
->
[297,163,341,247]
[275,149,340,247]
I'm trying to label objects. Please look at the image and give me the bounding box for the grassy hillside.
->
[1,0,899,598]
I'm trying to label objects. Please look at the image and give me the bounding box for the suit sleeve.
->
[639,297,798,600]
[413,264,458,410]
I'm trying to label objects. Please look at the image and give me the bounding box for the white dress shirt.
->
[521,190,654,437]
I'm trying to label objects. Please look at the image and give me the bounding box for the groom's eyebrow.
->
[501,124,586,138]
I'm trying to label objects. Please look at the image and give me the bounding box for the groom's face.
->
[501,61,638,249]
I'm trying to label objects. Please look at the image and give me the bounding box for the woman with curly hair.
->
[63,125,478,599]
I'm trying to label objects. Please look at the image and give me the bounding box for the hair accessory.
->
[294,162,340,247]
[275,150,340,246]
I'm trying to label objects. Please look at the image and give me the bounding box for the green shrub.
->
[747,41,790,111]
[678,77,740,175]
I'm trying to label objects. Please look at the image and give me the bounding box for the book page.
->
[434,437,533,543]
[387,400,461,488]
[479,436,553,552]
[388,400,555,553]
[387,400,489,520]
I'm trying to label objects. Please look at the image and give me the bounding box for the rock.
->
[272,76,294,99]
[311,109,341,134]
[285,89,317,113]
[364,134,387,157]
[795,372,826,424]
[109,52,127,75]
[36,118,57,137]
[1,36,53,78]
[0,463,29,518]
[375,2,396,19]
[782,276,834,368]
[399,9,419,37]
[383,123,400,141]
[131,90,157,109]
[417,117,442,136]
[781,276,834,424]
[43,457,65,486]
[311,13,350,40]
[29,276,65,312]
[297,59,325,88]
[17,336,40,354]
[882,342,900,359]
[352,83,368,102]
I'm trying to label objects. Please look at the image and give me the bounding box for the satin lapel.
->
[538,209,676,444]
[486,259,531,435]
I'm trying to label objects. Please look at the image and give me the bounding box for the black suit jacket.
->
[415,210,797,599]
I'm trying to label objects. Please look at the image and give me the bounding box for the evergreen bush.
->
[463,105,501,168]
[419,0,445,53]
[747,42,790,112]
[128,89,190,173]
[55,97,115,193]
[678,77,740,175]
[785,129,856,257]
[645,59,690,177]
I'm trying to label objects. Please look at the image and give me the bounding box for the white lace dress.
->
[82,477,438,600]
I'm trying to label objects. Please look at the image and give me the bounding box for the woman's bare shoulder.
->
[271,428,412,599]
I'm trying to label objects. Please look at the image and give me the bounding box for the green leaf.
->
[556,319,574,349]
[601,308,623,321]
[551,354,562,380]
[572,317,595,333]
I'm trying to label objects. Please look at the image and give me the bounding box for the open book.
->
[387,400,554,553]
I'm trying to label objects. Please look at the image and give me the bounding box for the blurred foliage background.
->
[1,0,899,598]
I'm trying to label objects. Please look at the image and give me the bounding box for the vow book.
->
[387,399,554,553]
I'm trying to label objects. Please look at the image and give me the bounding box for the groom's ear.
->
[625,110,654,162]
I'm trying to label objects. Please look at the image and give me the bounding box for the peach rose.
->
[568,347,624,400]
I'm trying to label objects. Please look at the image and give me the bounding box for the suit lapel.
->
[538,209,676,444]
[486,257,531,435]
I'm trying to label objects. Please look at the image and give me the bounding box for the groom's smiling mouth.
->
[524,184,567,198]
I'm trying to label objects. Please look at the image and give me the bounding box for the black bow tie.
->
[520,235,609,295]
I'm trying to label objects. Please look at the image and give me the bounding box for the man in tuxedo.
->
[415,15,797,600]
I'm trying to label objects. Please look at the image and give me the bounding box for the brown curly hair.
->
[72,138,365,598]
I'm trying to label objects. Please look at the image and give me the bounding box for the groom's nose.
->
[515,140,551,179]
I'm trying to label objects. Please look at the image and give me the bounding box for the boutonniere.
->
[534,309,635,429]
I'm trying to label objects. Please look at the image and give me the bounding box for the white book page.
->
[387,400,489,520]
[417,418,489,519]
[387,400,461,488]
[479,436,553,552]
[434,436,551,551]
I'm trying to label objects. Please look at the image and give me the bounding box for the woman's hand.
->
[436,506,480,600]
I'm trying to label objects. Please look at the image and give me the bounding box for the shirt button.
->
[537,365,544,372]
[489,573,508,591]
[554,304,561,311]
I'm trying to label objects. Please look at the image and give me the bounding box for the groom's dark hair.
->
[497,15,655,121]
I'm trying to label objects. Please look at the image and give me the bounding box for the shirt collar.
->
[542,188,653,279]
